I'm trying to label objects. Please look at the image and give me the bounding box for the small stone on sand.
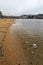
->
[32,43,37,49]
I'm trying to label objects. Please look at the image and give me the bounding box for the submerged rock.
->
[32,43,37,49]
[25,41,28,44]
[31,51,35,54]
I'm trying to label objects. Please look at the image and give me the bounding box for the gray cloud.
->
[0,0,43,15]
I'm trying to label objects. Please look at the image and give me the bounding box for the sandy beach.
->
[0,18,28,65]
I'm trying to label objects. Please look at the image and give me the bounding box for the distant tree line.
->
[0,11,43,19]
[0,11,2,17]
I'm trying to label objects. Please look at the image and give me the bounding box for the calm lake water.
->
[12,19,43,38]
[11,19,43,65]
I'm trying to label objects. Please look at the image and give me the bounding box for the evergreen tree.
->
[0,11,2,16]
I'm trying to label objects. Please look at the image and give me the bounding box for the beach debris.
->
[32,43,37,49]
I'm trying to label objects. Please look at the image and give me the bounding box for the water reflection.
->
[11,19,43,38]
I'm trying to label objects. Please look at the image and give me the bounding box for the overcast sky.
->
[0,0,43,16]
